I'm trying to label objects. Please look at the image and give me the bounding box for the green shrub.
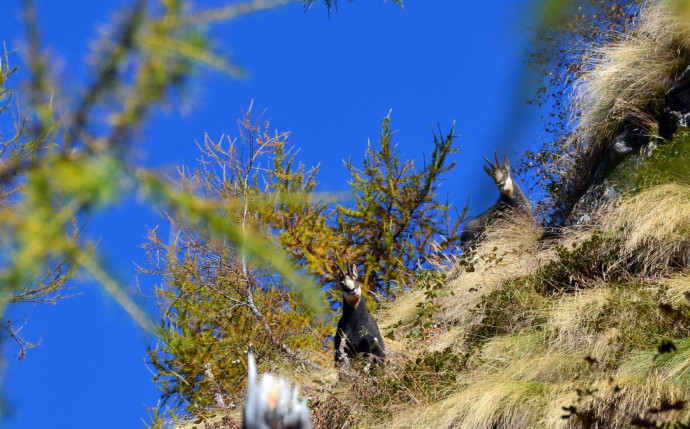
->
[533,231,620,294]
[379,347,467,405]
[466,279,549,354]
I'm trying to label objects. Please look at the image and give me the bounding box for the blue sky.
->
[1,1,544,427]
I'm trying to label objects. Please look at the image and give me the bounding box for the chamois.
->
[333,262,386,365]
[460,152,533,248]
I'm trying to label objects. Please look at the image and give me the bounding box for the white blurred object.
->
[242,353,313,429]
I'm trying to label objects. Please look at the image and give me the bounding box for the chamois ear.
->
[483,164,493,177]
[503,156,510,172]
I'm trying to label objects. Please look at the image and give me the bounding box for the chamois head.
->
[333,261,362,308]
[483,151,514,198]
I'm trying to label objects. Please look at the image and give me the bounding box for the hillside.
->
[180,142,690,429]
[330,186,690,428]
[185,171,690,428]
[170,2,690,428]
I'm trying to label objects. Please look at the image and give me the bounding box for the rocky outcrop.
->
[664,65,690,133]
[567,66,690,226]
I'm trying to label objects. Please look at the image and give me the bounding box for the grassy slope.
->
[184,133,690,429]
[181,3,690,426]
[287,134,690,429]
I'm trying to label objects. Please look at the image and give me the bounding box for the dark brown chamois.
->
[460,152,533,248]
[333,262,386,365]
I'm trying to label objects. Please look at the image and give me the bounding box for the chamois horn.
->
[346,259,355,277]
[332,259,346,277]
[483,155,495,176]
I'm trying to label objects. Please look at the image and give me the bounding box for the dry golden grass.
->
[481,333,586,385]
[602,183,690,273]
[407,214,547,353]
[385,376,550,429]
[442,379,549,429]
[379,354,690,429]
[662,272,690,304]
[590,375,690,425]
[445,214,544,318]
[547,286,612,352]
[480,331,545,371]
[478,211,545,258]
[377,288,425,331]
[572,0,690,150]
[372,213,546,356]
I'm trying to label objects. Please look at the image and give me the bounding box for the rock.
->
[666,65,690,110]
[567,65,690,227]
[567,179,621,227]
[567,125,651,226]
[661,65,690,135]
[608,127,649,164]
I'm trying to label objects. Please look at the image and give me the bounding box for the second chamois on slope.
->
[460,152,534,248]
[333,261,386,365]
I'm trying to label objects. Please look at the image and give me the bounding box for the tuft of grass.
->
[548,280,690,365]
[434,379,549,429]
[531,231,620,294]
[480,330,546,371]
[602,182,690,273]
[464,278,549,355]
[619,337,690,385]
[449,381,548,429]
[556,0,690,217]
[548,287,609,344]
[572,0,690,148]
[441,213,546,331]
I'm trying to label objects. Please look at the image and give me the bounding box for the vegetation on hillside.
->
[160,1,690,428]
[4,0,690,428]
[242,132,690,428]
[521,0,690,225]
[142,107,462,422]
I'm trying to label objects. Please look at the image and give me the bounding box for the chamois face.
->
[483,152,514,198]
[334,263,362,307]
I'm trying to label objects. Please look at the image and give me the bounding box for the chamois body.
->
[461,153,533,248]
[333,263,386,364]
